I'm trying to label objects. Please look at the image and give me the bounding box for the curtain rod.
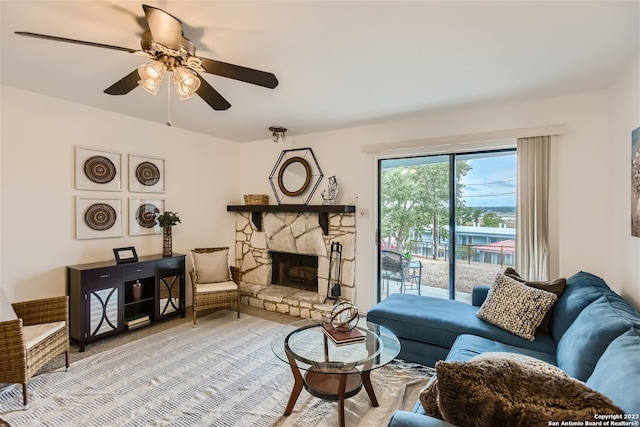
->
[361,124,567,154]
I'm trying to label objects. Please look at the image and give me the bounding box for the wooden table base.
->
[283,364,379,427]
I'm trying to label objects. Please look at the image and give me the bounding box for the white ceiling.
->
[1,1,638,142]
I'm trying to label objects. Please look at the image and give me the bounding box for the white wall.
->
[241,86,639,312]
[3,56,638,313]
[607,54,640,308]
[1,86,240,304]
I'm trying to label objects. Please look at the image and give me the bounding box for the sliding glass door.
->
[378,149,516,302]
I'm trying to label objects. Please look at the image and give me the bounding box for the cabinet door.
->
[157,273,181,317]
[87,284,122,338]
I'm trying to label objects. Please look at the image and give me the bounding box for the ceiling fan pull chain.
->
[166,79,172,127]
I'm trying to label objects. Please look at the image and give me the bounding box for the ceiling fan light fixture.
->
[173,66,201,100]
[269,126,287,143]
[137,60,167,95]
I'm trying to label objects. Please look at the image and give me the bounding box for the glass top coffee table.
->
[271,318,400,427]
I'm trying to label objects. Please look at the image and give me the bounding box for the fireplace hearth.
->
[270,251,318,292]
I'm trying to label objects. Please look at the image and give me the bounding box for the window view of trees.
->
[379,150,517,302]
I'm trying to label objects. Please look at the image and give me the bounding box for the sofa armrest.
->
[471,285,490,307]
[388,410,458,427]
[11,296,68,326]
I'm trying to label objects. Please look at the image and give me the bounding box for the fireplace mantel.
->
[227,204,355,234]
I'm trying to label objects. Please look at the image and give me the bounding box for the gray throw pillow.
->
[477,273,557,341]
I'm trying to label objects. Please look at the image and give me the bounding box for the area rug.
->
[0,311,432,426]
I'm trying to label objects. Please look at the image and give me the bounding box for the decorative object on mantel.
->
[321,175,339,205]
[269,126,287,143]
[244,194,269,205]
[269,148,323,205]
[325,241,343,303]
[330,301,359,332]
[157,211,181,257]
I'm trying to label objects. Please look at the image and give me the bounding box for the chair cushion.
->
[435,352,622,427]
[195,280,237,293]
[191,249,230,283]
[1,288,18,321]
[477,273,557,341]
[22,321,65,349]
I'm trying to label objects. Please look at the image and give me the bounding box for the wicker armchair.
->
[0,294,69,409]
[190,247,240,327]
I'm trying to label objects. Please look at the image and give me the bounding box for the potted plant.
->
[156,211,181,257]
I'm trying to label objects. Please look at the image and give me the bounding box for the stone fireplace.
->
[231,207,356,318]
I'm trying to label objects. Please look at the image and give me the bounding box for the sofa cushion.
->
[556,294,639,381]
[503,268,566,334]
[477,273,557,341]
[586,327,640,414]
[435,352,623,427]
[552,271,611,341]
[22,321,66,349]
[445,334,557,365]
[367,293,557,357]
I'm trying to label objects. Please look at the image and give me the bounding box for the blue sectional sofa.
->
[367,271,640,426]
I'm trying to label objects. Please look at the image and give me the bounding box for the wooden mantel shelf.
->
[226,205,356,234]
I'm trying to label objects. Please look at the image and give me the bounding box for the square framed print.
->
[129,154,165,193]
[75,146,122,191]
[129,198,164,236]
[113,246,138,264]
[76,197,123,239]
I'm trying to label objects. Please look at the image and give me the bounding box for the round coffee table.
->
[270,318,400,427]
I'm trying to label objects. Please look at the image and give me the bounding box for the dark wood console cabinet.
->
[67,254,186,351]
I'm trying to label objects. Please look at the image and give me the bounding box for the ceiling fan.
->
[15,4,278,111]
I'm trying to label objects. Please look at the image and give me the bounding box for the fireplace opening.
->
[270,251,318,292]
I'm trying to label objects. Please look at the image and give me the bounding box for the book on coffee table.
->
[321,323,365,346]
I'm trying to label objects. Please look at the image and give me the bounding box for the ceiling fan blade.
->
[142,4,182,51]
[104,70,140,95]
[195,74,231,111]
[15,31,138,54]
[198,57,279,89]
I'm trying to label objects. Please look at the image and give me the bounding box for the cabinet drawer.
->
[156,257,184,274]
[84,266,122,286]
[123,262,154,280]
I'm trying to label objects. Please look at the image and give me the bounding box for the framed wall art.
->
[76,197,123,239]
[129,198,164,236]
[129,154,165,193]
[632,126,640,237]
[75,146,122,191]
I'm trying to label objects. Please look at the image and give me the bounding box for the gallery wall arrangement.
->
[74,146,166,240]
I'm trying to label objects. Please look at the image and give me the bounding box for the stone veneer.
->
[234,211,356,318]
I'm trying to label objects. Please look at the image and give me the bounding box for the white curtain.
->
[516,136,550,281]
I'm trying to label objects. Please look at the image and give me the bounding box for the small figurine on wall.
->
[321,175,339,205]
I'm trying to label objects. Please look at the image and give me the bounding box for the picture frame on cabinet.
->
[129,198,164,236]
[129,154,165,193]
[113,246,138,264]
[75,146,122,191]
[75,196,123,239]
